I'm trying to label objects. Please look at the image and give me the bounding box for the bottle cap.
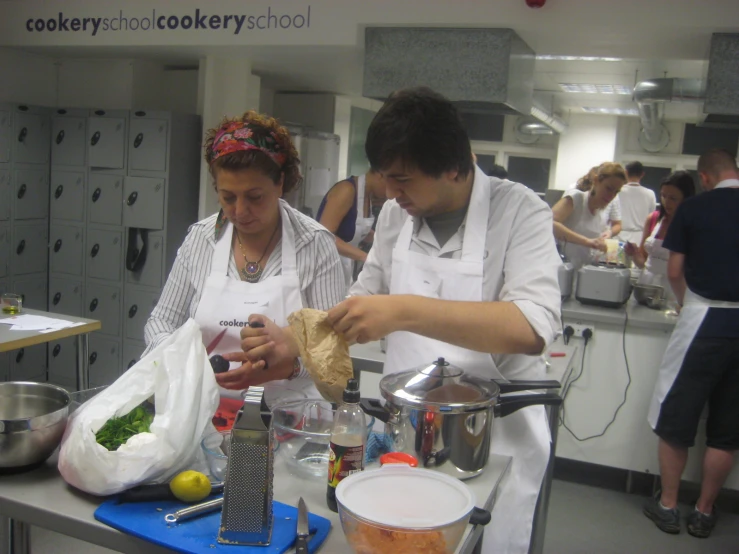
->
[343,378,360,403]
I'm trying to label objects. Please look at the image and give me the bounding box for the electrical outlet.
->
[569,323,594,339]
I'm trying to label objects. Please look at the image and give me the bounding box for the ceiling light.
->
[582,107,639,116]
[537,55,623,62]
[560,83,632,95]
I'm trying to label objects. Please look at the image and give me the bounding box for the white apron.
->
[636,220,675,301]
[648,288,739,429]
[341,175,375,287]
[384,174,551,554]
[561,191,610,270]
[193,203,317,402]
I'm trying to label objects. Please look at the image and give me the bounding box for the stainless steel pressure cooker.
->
[361,357,562,480]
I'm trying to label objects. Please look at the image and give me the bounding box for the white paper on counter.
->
[0,314,79,331]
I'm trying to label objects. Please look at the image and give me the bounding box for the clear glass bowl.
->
[271,399,374,479]
[201,430,231,482]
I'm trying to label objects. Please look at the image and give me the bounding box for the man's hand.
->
[327,295,403,344]
[215,356,294,390]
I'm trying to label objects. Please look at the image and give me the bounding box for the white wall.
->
[553,114,618,190]
[159,68,199,114]
[57,59,134,108]
[0,47,56,106]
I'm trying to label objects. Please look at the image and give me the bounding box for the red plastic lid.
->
[380,452,419,467]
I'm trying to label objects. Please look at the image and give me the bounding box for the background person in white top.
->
[552,162,626,268]
[238,87,563,554]
[618,161,657,244]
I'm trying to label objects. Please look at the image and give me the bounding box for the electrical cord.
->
[560,314,632,441]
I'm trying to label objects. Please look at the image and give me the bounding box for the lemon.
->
[169,470,212,503]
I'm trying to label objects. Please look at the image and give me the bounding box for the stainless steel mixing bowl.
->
[0,382,70,470]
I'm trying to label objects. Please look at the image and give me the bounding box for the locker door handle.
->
[17,183,26,199]
[89,352,97,365]
[90,131,101,146]
[89,298,98,312]
[52,292,61,305]
[16,240,25,255]
[90,244,100,257]
[52,344,61,357]
[128,304,138,318]
[16,349,24,363]
[56,130,65,145]
[127,359,137,369]
[17,127,27,143]
[54,239,62,253]
[133,133,144,148]
[54,185,64,199]
[92,187,101,202]
[126,191,138,206]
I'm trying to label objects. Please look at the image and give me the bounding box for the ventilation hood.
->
[702,33,739,129]
[363,27,535,116]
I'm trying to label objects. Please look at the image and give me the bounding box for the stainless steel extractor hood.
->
[702,33,739,129]
[363,27,535,116]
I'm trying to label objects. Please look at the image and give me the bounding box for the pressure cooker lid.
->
[379,357,499,413]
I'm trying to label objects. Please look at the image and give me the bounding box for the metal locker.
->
[122,176,165,230]
[49,224,84,277]
[11,223,48,275]
[0,278,7,295]
[88,336,121,387]
[10,344,47,382]
[88,173,123,226]
[0,169,9,221]
[13,169,49,220]
[86,228,122,281]
[85,283,122,337]
[48,337,76,387]
[50,171,85,222]
[11,275,47,311]
[129,118,168,172]
[48,276,84,317]
[13,111,50,164]
[0,110,11,163]
[124,289,160,342]
[0,353,8,382]
[87,116,126,169]
[0,224,8,278]
[126,231,164,288]
[51,115,86,166]
[122,341,146,372]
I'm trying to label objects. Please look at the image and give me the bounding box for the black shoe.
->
[686,506,718,538]
[643,492,681,534]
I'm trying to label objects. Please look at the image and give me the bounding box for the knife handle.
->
[119,484,174,503]
[295,535,309,554]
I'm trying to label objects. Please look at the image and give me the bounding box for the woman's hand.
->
[327,295,403,344]
[238,314,300,367]
[623,242,637,256]
[588,237,608,252]
[600,229,613,240]
[215,356,295,390]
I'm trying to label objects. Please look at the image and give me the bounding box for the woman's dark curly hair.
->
[203,110,302,195]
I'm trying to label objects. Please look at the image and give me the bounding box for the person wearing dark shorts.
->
[644,148,739,539]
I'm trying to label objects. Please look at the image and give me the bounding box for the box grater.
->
[217,386,274,546]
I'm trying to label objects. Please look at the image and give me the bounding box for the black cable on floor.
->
[560,312,632,441]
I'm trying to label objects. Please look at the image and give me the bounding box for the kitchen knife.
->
[119,482,225,503]
[295,497,309,554]
[206,328,229,355]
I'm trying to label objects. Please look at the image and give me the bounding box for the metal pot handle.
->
[493,393,562,418]
[495,379,561,394]
[360,398,391,423]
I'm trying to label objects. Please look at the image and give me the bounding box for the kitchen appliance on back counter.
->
[558,258,575,301]
[575,263,632,308]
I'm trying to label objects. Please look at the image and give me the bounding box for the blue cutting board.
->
[94,497,331,554]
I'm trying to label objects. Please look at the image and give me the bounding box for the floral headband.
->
[210,121,287,167]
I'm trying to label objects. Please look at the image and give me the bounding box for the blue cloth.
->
[664,187,739,337]
[315,176,358,243]
[364,431,395,464]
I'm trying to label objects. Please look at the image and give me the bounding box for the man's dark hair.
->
[697,148,739,177]
[625,161,644,178]
[486,164,508,179]
[365,86,473,179]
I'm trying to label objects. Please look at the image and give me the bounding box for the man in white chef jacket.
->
[330,88,562,554]
[238,87,562,554]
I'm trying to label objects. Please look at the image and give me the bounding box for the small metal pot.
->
[361,358,562,480]
[0,382,70,471]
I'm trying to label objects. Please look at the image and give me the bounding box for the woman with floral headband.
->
[142,111,345,400]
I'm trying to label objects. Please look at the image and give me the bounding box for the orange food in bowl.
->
[346,523,447,554]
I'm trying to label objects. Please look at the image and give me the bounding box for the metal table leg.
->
[2,517,30,554]
[529,401,561,554]
[76,334,90,392]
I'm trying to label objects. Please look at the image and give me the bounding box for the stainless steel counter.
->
[0,451,511,554]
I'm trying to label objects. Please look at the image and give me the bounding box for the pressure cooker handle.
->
[360,398,391,424]
[494,379,562,394]
[469,507,492,526]
[494,393,562,419]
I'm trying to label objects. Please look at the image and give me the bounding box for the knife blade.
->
[295,497,309,554]
[206,328,228,355]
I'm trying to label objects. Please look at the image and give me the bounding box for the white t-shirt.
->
[559,189,621,268]
[618,183,657,243]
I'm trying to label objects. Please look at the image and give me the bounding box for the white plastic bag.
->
[58,319,219,496]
